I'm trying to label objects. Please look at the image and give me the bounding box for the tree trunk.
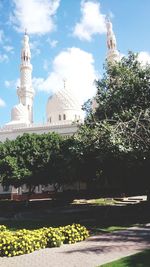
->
[25,185,35,207]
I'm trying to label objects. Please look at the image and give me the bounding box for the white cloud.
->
[0,30,4,43]
[4,79,20,88]
[0,54,8,63]
[43,59,50,71]
[0,98,6,107]
[0,30,14,54]
[73,0,106,41]
[10,0,60,35]
[108,11,115,19]
[32,77,45,90]
[47,38,58,48]
[138,51,150,66]
[30,41,41,56]
[3,45,14,53]
[4,81,11,87]
[33,47,97,103]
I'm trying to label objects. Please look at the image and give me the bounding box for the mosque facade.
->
[0,19,120,198]
[0,32,85,142]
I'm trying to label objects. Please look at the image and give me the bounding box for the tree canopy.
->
[94,52,150,122]
[1,52,150,197]
[79,52,150,194]
[0,133,64,190]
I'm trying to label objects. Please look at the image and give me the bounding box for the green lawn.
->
[0,198,147,233]
[96,225,129,233]
[72,198,117,206]
[99,249,150,267]
[89,225,133,235]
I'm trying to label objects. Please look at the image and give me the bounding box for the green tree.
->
[0,156,30,187]
[94,52,150,121]
[81,52,150,195]
[0,133,63,196]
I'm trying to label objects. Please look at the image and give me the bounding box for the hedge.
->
[0,224,89,257]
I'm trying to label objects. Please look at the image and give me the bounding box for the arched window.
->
[49,117,51,123]
[63,114,66,120]
[59,114,61,121]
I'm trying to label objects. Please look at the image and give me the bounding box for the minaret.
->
[106,18,120,63]
[17,30,34,123]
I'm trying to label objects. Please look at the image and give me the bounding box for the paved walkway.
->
[1,225,150,267]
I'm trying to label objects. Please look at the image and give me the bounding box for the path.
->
[1,225,150,267]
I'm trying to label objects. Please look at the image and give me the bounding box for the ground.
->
[1,225,150,267]
[0,196,150,266]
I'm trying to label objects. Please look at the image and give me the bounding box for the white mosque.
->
[0,33,85,142]
[0,18,119,142]
[0,19,120,198]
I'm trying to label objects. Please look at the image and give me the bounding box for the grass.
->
[0,198,148,233]
[99,249,150,267]
[72,198,117,206]
[91,225,129,233]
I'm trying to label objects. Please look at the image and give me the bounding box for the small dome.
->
[46,87,84,124]
[11,103,29,122]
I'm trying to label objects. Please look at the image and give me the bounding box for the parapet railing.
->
[0,120,82,132]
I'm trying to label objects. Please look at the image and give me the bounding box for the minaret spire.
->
[17,31,35,123]
[21,31,31,63]
[63,78,67,90]
[106,17,120,63]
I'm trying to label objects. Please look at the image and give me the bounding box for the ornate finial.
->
[21,28,31,62]
[105,15,110,24]
[63,78,67,89]
[105,15,112,32]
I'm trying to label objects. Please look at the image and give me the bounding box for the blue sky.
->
[0,0,150,126]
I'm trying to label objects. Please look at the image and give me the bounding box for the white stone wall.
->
[0,123,78,142]
[47,109,84,124]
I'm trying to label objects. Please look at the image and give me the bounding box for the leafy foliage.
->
[79,52,150,194]
[0,133,64,191]
[94,52,150,121]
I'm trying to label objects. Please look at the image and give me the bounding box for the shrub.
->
[43,227,64,247]
[0,225,7,232]
[0,229,47,257]
[0,224,89,257]
[60,224,89,244]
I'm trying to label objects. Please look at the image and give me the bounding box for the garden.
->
[1,52,150,264]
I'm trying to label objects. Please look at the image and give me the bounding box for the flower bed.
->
[0,224,89,257]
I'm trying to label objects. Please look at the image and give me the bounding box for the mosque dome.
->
[11,103,29,122]
[46,84,84,124]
